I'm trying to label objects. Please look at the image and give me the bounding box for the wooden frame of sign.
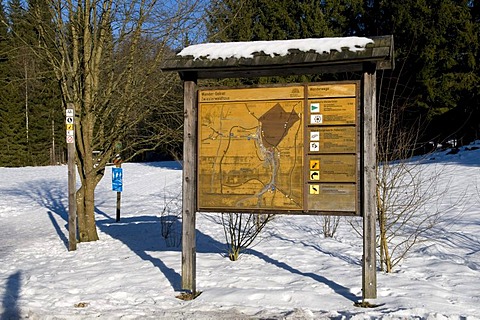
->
[161,35,394,300]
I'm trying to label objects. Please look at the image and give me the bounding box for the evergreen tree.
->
[206,0,346,85]
[26,0,64,165]
[406,1,475,113]
[207,0,480,143]
[0,0,64,166]
[0,2,10,164]
[0,0,29,166]
[207,0,337,42]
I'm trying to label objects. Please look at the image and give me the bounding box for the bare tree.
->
[374,66,456,272]
[30,0,202,242]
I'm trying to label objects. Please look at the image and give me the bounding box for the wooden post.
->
[67,103,77,251]
[116,162,122,222]
[362,64,377,300]
[181,73,197,293]
[113,147,123,222]
[116,192,121,222]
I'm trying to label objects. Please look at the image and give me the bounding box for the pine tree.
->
[0,0,29,166]
[0,2,10,165]
[26,0,64,165]
[0,0,64,166]
[206,0,347,85]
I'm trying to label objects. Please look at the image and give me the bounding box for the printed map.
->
[198,98,304,211]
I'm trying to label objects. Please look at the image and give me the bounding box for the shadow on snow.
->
[2,178,360,302]
[1,271,21,320]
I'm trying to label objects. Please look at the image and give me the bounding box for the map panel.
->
[198,97,304,211]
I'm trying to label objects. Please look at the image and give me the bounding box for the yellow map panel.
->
[198,98,304,211]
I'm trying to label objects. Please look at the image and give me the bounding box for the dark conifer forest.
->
[1,0,479,166]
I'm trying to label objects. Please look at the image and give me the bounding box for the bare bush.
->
[314,216,341,238]
[222,213,273,261]
[159,191,182,247]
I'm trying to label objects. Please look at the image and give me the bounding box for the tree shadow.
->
[95,210,354,298]
[47,211,68,248]
[248,248,359,302]
[1,179,359,300]
[1,271,22,320]
[1,180,69,249]
[96,214,225,292]
[269,233,361,267]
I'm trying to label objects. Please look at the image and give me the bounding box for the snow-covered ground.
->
[1,142,479,319]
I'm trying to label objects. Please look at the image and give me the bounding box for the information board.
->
[305,83,358,214]
[198,82,359,215]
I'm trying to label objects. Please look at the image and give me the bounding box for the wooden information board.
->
[305,83,358,214]
[198,82,359,215]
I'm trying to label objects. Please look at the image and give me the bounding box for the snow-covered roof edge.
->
[178,37,374,60]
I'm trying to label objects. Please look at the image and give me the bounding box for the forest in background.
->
[1,0,479,167]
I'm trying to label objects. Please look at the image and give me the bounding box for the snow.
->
[178,37,373,60]
[1,142,480,319]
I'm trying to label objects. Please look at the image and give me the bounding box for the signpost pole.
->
[66,103,77,251]
[116,162,122,222]
[362,63,377,300]
[181,73,198,294]
[112,154,123,222]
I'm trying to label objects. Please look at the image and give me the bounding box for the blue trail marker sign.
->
[112,167,123,192]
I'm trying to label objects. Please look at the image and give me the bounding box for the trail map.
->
[198,98,304,211]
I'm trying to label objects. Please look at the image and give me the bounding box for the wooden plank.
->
[181,74,197,293]
[362,65,377,300]
[184,63,369,79]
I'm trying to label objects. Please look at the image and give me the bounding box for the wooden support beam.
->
[181,73,198,293]
[362,64,377,300]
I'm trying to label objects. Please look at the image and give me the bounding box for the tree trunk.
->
[76,177,99,242]
[379,211,392,273]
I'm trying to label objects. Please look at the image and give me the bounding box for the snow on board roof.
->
[178,36,374,60]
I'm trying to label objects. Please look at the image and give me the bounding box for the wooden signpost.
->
[66,104,76,251]
[161,35,394,301]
